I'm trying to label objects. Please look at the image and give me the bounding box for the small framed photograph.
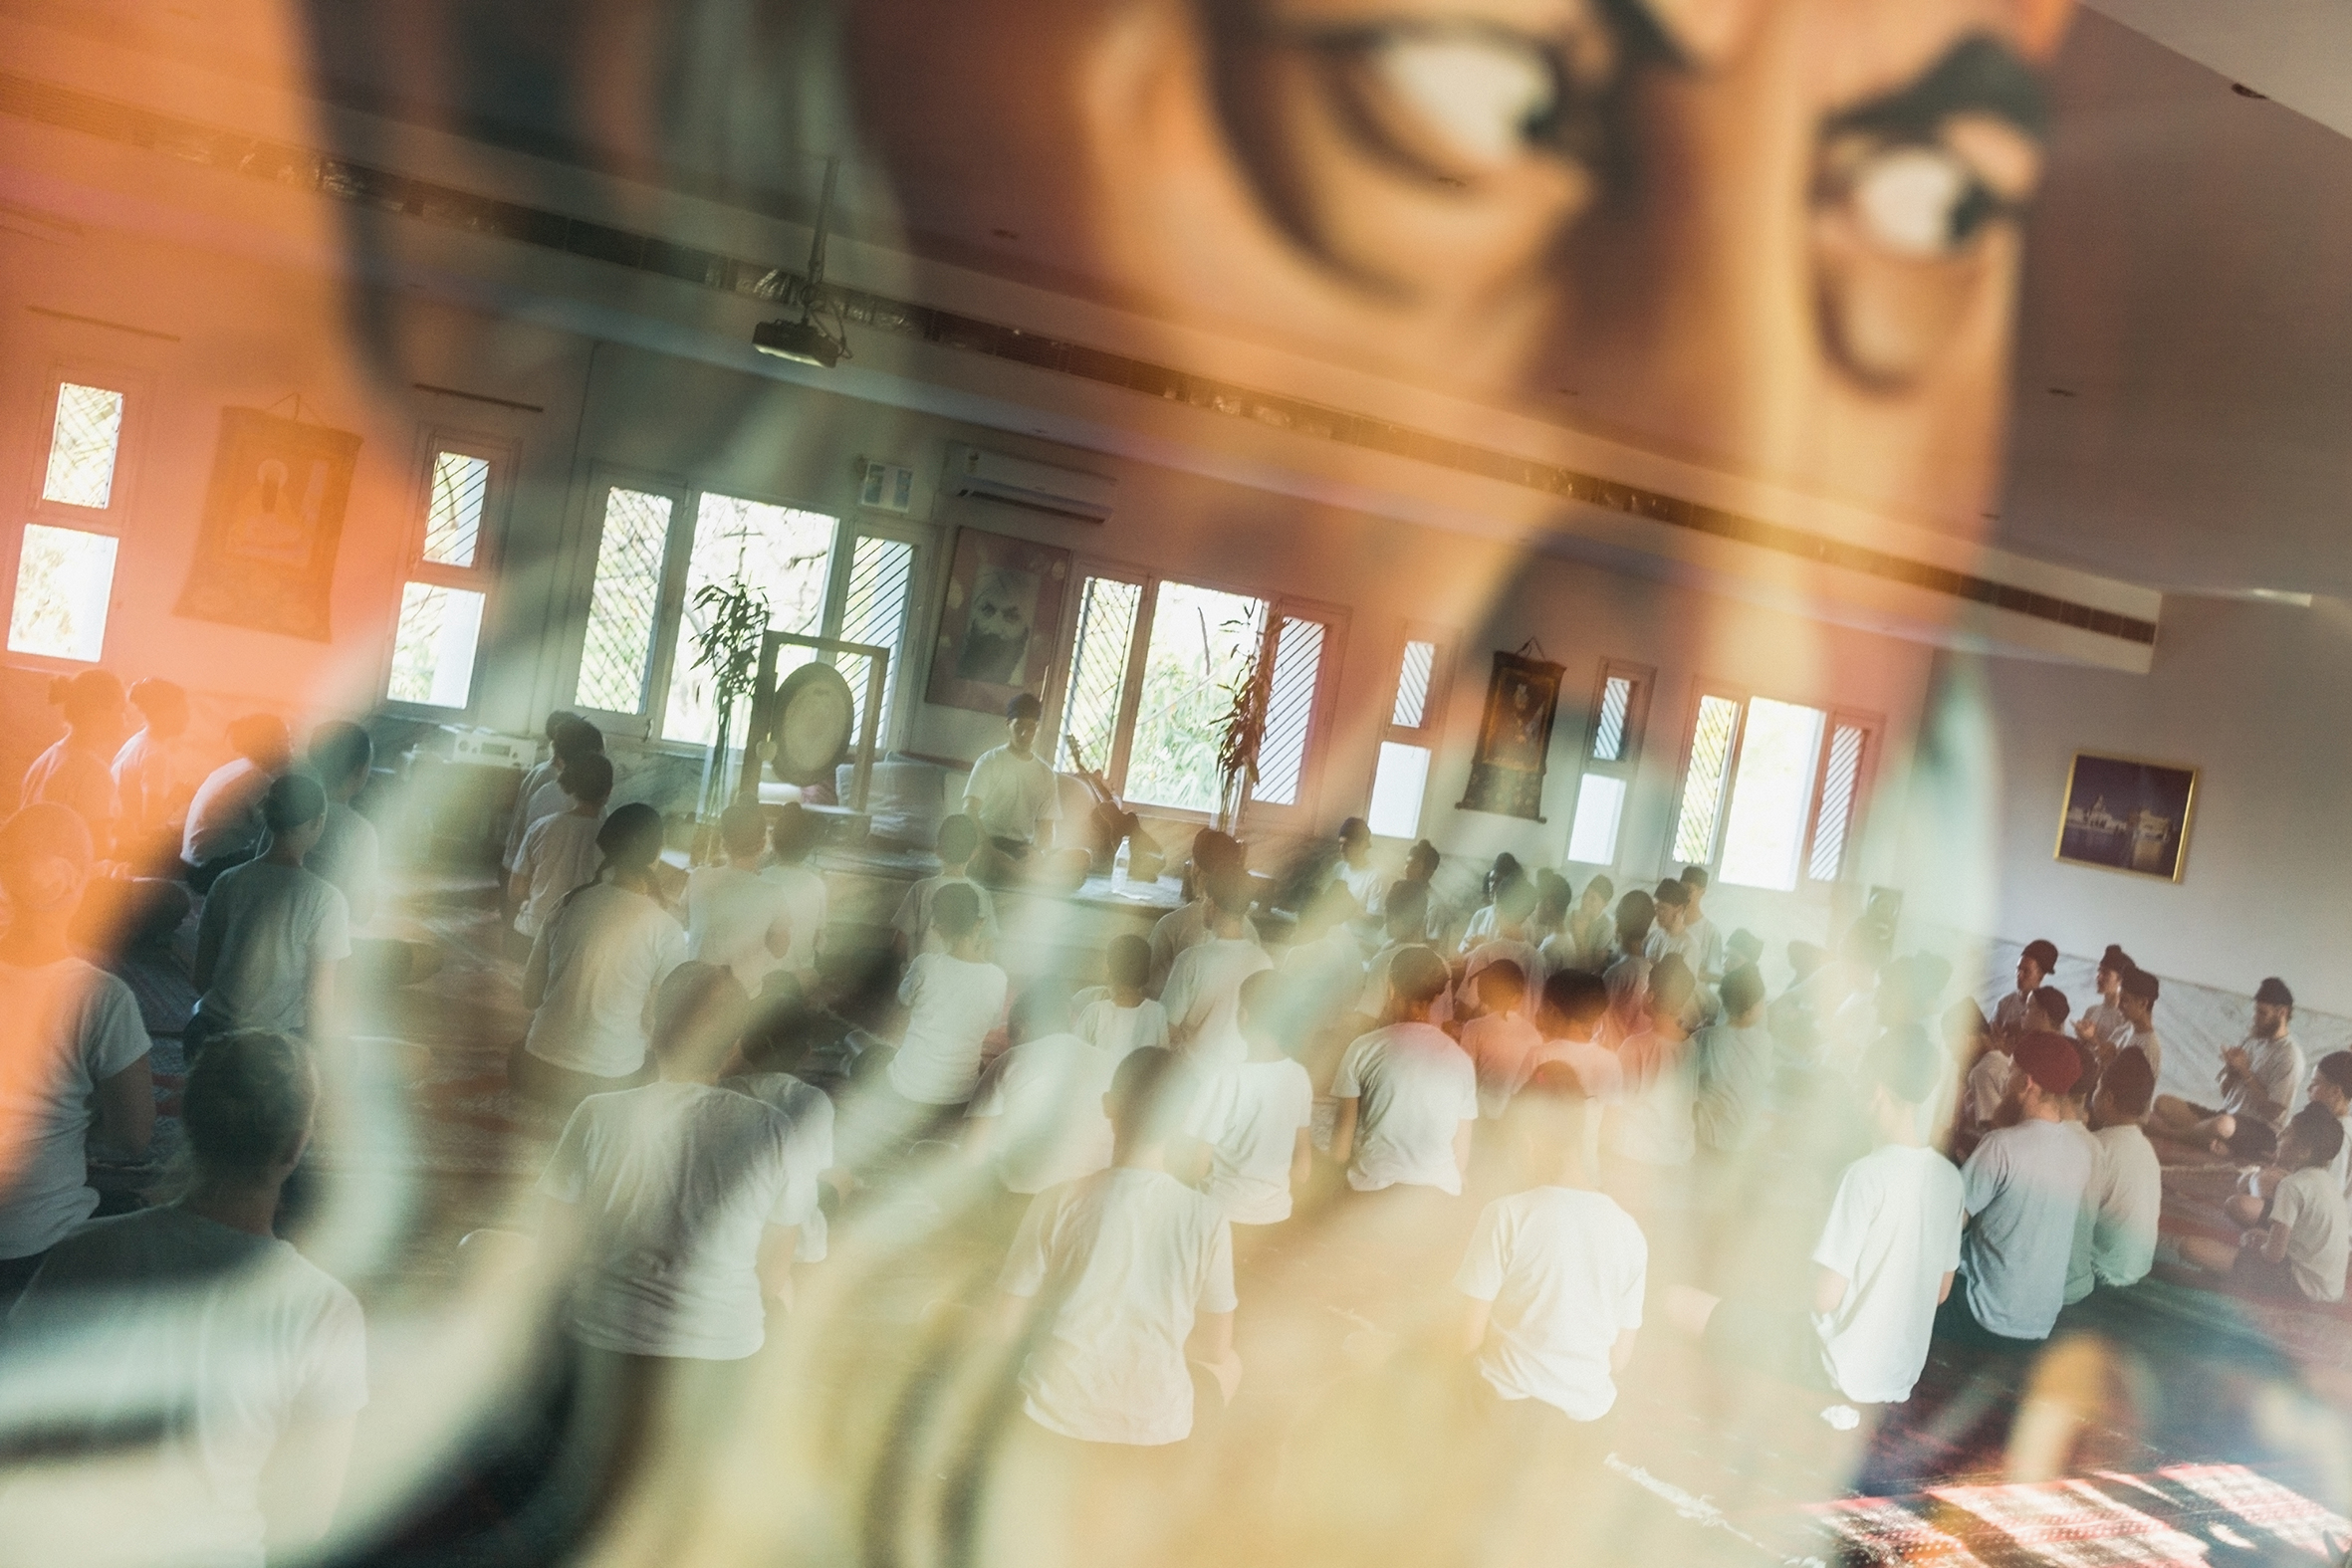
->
[2054,752,2198,882]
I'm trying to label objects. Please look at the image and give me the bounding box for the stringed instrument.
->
[1064,735,1165,881]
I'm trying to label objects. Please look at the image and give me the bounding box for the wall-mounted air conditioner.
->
[943,443,1116,524]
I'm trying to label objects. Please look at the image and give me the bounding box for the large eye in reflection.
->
[1808,36,2051,390]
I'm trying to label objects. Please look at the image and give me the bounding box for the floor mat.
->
[110,946,198,1037]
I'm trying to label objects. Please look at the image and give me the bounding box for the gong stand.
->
[736,629,891,812]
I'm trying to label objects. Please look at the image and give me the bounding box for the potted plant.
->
[687,578,771,826]
[1212,626,1268,840]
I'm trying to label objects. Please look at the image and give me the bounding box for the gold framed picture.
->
[2054,752,2198,882]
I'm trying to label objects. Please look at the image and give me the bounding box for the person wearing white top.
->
[2070,1050,2162,1300]
[1354,882,1433,1017]
[182,715,294,888]
[1675,866,1726,982]
[20,669,127,857]
[1946,1032,2094,1344]
[113,676,190,846]
[510,753,610,940]
[1670,1031,1962,1408]
[962,694,1061,851]
[996,1047,1240,1446]
[760,803,830,982]
[1330,948,1478,1196]
[1331,817,1381,910]
[890,813,999,957]
[0,805,154,1299]
[683,802,797,993]
[1281,885,1367,1026]
[1159,872,1271,1067]
[0,1032,366,1568]
[1073,935,1169,1060]
[503,715,597,875]
[304,723,383,930]
[1186,971,1314,1224]
[1456,1066,1646,1429]
[2071,945,2135,1060]
[2153,978,2304,1150]
[1642,878,1697,971]
[1692,965,1773,1155]
[1521,970,1623,1106]
[190,778,353,1048]
[967,986,1118,1197]
[2176,1106,2348,1304]
[885,884,1010,1109]
[1460,962,1544,1122]
[519,806,687,1105]
[1991,941,2058,1040]
[1607,957,1699,1173]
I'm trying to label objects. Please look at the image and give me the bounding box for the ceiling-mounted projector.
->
[754,316,841,368]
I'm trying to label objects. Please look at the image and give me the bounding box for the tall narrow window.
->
[10,378,133,662]
[576,487,675,714]
[838,534,917,746]
[1565,661,1652,865]
[1807,720,1869,882]
[661,494,836,746]
[386,444,501,711]
[1250,616,1326,808]
[1060,574,1144,778]
[1369,630,1449,838]
[1671,693,1745,866]
[1126,582,1267,813]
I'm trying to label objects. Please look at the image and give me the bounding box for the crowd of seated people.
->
[4,691,2350,1563]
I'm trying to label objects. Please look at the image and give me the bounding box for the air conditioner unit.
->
[943,443,1116,524]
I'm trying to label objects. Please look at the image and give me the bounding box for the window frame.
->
[1365,621,1457,840]
[823,515,932,754]
[1665,680,1883,890]
[1563,657,1655,868]
[567,466,693,735]
[1051,557,1348,828]
[377,426,515,717]
[7,360,149,669]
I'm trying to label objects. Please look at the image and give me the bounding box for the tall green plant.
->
[1212,612,1268,836]
[689,578,771,819]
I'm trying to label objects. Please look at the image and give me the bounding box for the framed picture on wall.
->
[2054,752,2198,882]
[174,407,359,641]
[925,527,1072,715]
[1457,649,1564,820]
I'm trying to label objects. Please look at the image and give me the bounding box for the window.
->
[1056,567,1344,821]
[1564,660,1652,865]
[385,442,505,711]
[10,377,133,662]
[1368,629,1450,838]
[1669,684,1878,891]
[571,479,924,753]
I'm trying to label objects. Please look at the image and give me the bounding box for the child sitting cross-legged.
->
[1073,934,1169,1060]
[2169,1103,2348,1304]
[1184,970,1314,1227]
[1459,960,1542,1122]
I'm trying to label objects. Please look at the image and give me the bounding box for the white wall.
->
[1906,596,2352,1014]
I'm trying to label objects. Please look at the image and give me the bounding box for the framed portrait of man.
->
[1459,650,1564,820]
[926,527,1072,715]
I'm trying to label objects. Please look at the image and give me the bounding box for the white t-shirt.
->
[538,1082,809,1359]
[516,810,606,938]
[1609,1029,1697,1168]
[0,959,149,1258]
[2223,1033,2305,1128]
[2076,1003,2131,1056]
[1160,936,1273,1067]
[1522,1035,1624,1103]
[889,953,1010,1105]
[194,861,353,1035]
[964,746,1060,844]
[1186,1058,1314,1224]
[1965,1050,2012,1129]
[969,1033,1118,1195]
[1147,901,1211,998]
[1331,1022,1478,1195]
[2270,1165,2350,1303]
[1960,1118,2094,1339]
[1809,1144,1965,1404]
[719,1071,835,1262]
[306,801,381,928]
[684,863,797,991]
[1073,998,1169,1059]
[759,863,828,979]
[1455,1186,1646,1421]
[1461,1012,1543,1121]
[890,872,999,955]
[2083,1122,2161,1292]
[1692,1021,1774,1154]
[21,739,119,850]
[2121,1028,2163,1088]
[112,729,180,832]
[504,774,568,873]
[0,1207,366,1568]
[998,1167,1237,1446]
[524,883,686,1080]
[182,759,271,867]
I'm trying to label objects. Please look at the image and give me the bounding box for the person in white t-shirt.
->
[1330,947,1478,1197]
[760,803,829,983]
[962,693,1061,859]
[1642,877,1696,970]
[1460,961,1542,1122]
[1331,816,1382,912]
[181,714,294,891]
[2174,1105,2348,1304]
[534,963,811,1520]
[1354,880,1434,1019]
[20,668,129,858]
[1669,1031,1962,1410]
[1692,964,1773,1157]
[1451,853,1523,958]
[996,1046,1239,1445]
[683,801,796,993]
[1521,970,1621,1107]
[113,677,191,853]
[2107,966,2164,1089]
[2071,945,2135,1062]
[1074,934,1170,1060]
[1281,884,1367,1031]
[1941,1032,2094,1345]
[0,805,154,1307]
[1455,1062,1646,1463]
[503,715,598,880]
[2066,1049,2161,1303]
[882,883,1010,1128]
[1992,940,2059,1041]
[1676,865,1726,984]
[1607,955,1700,1182]
[517,805,687,1110]
[513,753,612,942]
[1146,829,1242,996]
[190,776,352,1054]
[967,983,1118,1200]
[2153,978,2305,1154]
[1186,971,1313,1226]
[0,1031,366,1568]
[1458,876,1543,1024]
[1160,869,1272,1067]
[890,813,1000,960]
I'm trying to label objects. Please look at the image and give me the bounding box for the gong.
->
[763,662,856,786]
